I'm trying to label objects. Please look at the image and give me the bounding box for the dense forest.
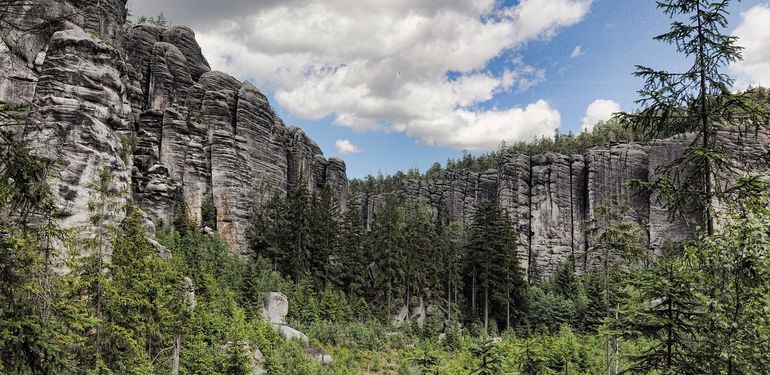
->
[3,0,770,374]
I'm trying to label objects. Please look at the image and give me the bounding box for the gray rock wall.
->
[3,1,348,257]
[360,141,699,280]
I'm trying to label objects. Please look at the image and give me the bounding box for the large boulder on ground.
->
[260,292,288,325]
[258,292,310,344]
[273,324,309,344]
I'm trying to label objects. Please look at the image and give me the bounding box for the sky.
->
[127,0,770,178]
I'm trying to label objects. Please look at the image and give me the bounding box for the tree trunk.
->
[696,0,713,235]
[484,286,489,332]
[447,278,452,323]
[171,334,181,375]
[472,269,477,316]
[506,287,511,331]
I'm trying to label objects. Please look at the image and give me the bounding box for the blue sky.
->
[130,0,770,178]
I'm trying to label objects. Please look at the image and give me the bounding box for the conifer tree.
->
[436,219,465,324]
[368,194,407,307]
[309,186,341,288]
[617,0,770,235]
[80,168,124,372]
[339,197,367,297]
[402,203,435,311]
[554,260,578,300]
[465,200,524,331]
[611,246,700,374]
[105,205,184,373]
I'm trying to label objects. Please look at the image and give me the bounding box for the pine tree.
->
[402,203,435,314]
[587,197,646,374]
[465,200,525,331]
[470,338,505,375]
[617,0,770,235]
[684,182,770,373]
[80,168,125,372]
[0,106,72,373]
[553,260,578,300]
[368,194,407,307]
[611,246,701,374]
[436,219,465,324]
[104,205,184,373]
[339,196,367,297]
[309,186,341,288]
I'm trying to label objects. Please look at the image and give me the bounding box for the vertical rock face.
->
[361,135,769,280]
[498,153,531,276]
[27,26,133,255]
[529,153,574,281]
[647,135,700,251]
[4,1,348,257]
[584,144,649,270]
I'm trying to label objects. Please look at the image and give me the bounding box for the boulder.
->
[273,324,309,344]
[260,292,288,325]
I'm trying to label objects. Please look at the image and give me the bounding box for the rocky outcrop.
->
[260,292,310,344]
[25,25,133,261]
[3,0,348,258]
[361,134,767,280]
[392,296,427,328]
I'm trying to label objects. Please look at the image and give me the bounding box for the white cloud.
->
[159,0,593,150]
[335,139,362,154]
[731,5,770,89]
[402,100,561,150]
[581,99,620,132]
[569,45,583,58]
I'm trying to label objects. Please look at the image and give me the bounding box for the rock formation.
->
[361,133,769,281]
[3,1,767,281]
[260,292,310,344]
[1,0,348,258]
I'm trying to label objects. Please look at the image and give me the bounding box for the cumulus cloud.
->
[131,0,593,150]
[581,99,620,132]
[731,5,770,89]
[335,139,362,154]
[569,45,583,58]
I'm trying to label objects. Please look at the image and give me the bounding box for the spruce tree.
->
[611,246,700,374]
[368,194,407,308]
[309,186,341,288]
[339,196,367,297]
[465,200,524,331]
[617,0,770,235]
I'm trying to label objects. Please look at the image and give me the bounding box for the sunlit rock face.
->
[2,1,348,257]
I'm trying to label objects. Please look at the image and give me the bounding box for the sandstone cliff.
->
[360,131,770,280]
[0,0,348,256]
[3,1,766,278]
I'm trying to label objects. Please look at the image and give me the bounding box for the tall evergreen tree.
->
[368,194,407,307]
[309,186,341,288]
[339,196,368,297]
[464,200,524,331]
[611,246,701,374]
[0,109,71,373]
[402,203,436,311]
[617,0,770,235]
[80,168,125,372]
[436,219,465,324]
